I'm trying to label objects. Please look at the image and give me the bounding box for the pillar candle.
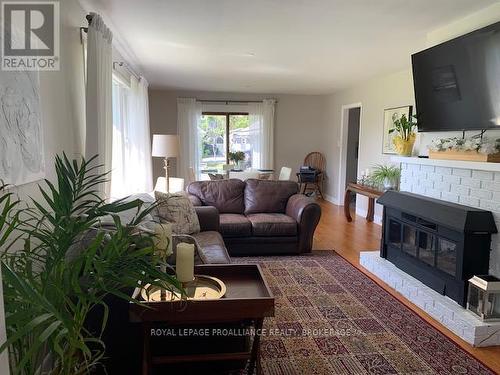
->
[153,223,173,261]
[176,243,195,283]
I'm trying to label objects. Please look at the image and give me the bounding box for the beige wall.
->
[9,0,87,200]
[148,89,327,183]
[323,69,415,216]
[0,2,87,372]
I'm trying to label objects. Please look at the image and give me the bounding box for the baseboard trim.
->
[324,194,339,205]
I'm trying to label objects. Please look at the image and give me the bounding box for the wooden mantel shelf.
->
[391,156,500,172]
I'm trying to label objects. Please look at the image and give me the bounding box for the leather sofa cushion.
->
[188,179,245,214]
[191,231,231,264]
[244,179,299,215]
[247,213,298,237]
[219,214,252,237]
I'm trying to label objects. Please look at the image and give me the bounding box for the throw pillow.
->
[154,191,201,235]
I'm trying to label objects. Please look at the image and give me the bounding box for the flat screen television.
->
[412,21,500,132]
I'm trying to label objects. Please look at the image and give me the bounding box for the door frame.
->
[338,103,363,206]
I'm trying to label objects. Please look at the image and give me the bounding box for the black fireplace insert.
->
[378,191,497,306]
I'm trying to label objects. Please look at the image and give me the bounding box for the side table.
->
[130,264,274,374]
[344,182,383,222]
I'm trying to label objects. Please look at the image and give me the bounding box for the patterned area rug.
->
[234,251,495,375]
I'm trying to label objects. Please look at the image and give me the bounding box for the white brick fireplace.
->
[359,156,500,347]
[395,156,500,278]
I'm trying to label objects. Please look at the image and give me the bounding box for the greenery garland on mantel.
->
[429,136,500,155]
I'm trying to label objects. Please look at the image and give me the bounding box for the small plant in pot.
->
[228,151,246,170]
[389,113,418,156]
[369,164,401,191]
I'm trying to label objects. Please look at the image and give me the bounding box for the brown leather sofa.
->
[187,179,321,256]
[187,206,231,264]
[127,194,231,264]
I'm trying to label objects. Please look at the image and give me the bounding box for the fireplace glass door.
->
[402,224,417,257]
[418,231,435,267]
[436,238,457,276]
[388,219,401,248]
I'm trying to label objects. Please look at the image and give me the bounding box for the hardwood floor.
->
[313,199,500,373]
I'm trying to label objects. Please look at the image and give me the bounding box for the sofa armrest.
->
[195,206,220,232]
[286,194,321,253]
[188,194,202,206]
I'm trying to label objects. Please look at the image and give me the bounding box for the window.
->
[110,74,153,199]
[111,76,131,198]
[198,112,254,179]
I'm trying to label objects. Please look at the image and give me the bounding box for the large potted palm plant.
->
[0,154,181,374]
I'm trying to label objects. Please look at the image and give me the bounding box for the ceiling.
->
[81,0,496,94]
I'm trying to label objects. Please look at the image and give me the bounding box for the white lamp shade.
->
[152,134,179,158]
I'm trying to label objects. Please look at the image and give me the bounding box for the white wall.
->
[148,89,327,182]
[323,69,415,216]
[9,0,87,200]
[324,3,500,220]
[0,1,87,373]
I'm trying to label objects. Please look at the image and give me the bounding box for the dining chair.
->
[208,173,224,180]
[298,152,326,199]
[278,167,292,181]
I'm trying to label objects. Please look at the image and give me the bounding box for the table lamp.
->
[152,134,179,193]
[154,177,185,194]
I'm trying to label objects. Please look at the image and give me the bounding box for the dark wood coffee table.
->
[130,264,274,375]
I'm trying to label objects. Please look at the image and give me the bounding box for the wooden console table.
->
[344,183,383,222]
[130,264,274,375]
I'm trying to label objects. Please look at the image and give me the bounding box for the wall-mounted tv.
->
[412,21,500,132]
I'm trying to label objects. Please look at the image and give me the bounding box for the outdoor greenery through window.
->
[199,113,253,179]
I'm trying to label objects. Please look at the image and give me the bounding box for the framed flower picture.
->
[382,105,413,154]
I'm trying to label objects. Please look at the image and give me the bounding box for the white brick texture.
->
[452,168,472,177]
[401,162,500,278]
[472,170,494,180]
[459,196,480,208]
[360,252,500,347]
[443,175,461,184]
[435,166,452,175]
[441,192,459,203]
[482,180,500,191]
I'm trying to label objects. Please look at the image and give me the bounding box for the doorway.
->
[338,103,362,207]
[345,107,361,191]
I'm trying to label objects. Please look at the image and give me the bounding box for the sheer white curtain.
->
[85,13,113,198]
[177,98,202,181]
[248,99,276,169]
[110,76,153,199]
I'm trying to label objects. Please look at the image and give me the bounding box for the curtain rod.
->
[199,99,277,104]
[79,14,93,34]
[113,61,141,81]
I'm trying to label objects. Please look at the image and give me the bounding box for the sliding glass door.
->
[198,112,252,179]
